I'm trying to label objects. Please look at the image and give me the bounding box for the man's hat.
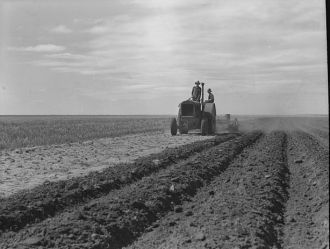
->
[195,81,200,85]
[207,88,212,92]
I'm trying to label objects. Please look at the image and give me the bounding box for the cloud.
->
[132,0,203,10]
[50,25,72,34]
[73,18,104,25]
[16,0,326,112]
[44,53,89,60]
[10,44,66,52]
[25,44,66,52]
[85,25,108,34]
[81,18,114,34]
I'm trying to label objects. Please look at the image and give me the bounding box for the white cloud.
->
[50,25,72,34]
[85,25,108,34]
[132,0,202,10]
[45,53,89,60]
[73,18,104,25]
[9,44,66,52]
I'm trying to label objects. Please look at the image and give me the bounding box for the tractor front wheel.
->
[201,118,208,136]
[170,118,178,135]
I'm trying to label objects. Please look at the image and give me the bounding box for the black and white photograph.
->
[0,0,328,248]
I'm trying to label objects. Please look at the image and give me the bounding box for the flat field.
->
[0,115,328,249]
[0,115,170,150]
[0,115,215,197]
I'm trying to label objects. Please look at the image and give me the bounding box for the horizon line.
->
[0,114,328,117]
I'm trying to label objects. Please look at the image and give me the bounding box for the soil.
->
[283,131,329,249]
[0,116,328,249]
[0,132,214,198]
[0,134,236,233]
[126,131,288,249]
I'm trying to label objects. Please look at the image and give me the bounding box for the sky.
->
[0,0,328,115]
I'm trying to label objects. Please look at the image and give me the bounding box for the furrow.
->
[127,131,289,249]
[0,134,236,233]
[0,132,261,249]
[282,131,329,249]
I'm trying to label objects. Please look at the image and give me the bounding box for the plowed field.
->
[0,116,328,249]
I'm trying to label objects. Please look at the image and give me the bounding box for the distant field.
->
[0,115,171,150]
[1,114,328,150]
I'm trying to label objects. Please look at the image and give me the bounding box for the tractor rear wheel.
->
[201,118,208,136]
[170,118,177,135]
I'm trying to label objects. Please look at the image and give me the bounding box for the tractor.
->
[170,82,216,136]
[170,82,239,136]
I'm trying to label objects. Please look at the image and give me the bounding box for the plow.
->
[217,113,239,134]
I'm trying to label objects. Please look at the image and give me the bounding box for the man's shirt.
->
[208,92,214,103]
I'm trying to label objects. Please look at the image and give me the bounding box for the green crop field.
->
[0,115,171,150]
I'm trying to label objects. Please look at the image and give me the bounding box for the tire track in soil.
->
[283,131,329,249]
[0,134,236,234]
[0,132,261,249]
[126,131,289,249]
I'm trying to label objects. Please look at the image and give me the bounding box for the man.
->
[191,81,201,102]
[205,88,214,103]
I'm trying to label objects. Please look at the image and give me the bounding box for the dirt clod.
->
[20,237,43,246]
[185,210,193,216]
[289,217,296,222]
[195,232,206,241]
[169,221,176,226]
[174,206,183,213]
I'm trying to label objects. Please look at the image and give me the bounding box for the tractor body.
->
[170,100,216,136]
[170,82,238,136]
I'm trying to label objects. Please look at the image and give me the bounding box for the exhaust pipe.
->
[201,82,205,114]
[201,82,204,104]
